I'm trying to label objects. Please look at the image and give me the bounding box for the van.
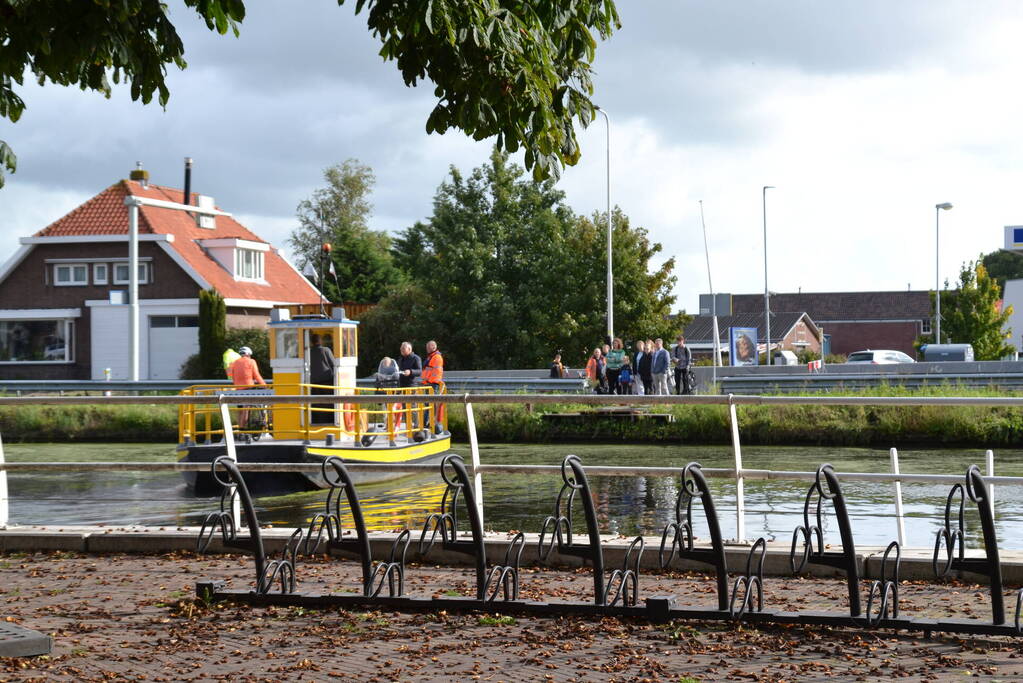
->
[773,350,799,365]
[921,343,974,362]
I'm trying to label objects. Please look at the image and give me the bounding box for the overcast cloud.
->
[3,1,1022,314]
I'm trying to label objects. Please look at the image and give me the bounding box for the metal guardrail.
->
[716,371,1023,394]
[0,377,587,395]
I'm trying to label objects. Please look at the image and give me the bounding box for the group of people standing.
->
[375,340,446,432]
[571,335,693,395]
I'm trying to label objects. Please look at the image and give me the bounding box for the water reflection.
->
[5,442,1022,549]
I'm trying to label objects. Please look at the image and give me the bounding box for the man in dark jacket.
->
[672,335,693,395]
[638,340,654,395]
[309,333,336,424]
[397,341,422,387]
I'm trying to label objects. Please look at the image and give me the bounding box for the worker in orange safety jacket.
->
[422,340,445,433]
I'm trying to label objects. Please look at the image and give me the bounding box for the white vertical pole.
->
[890,448,906,547]
[986,449,995,519]
[596,108,612,341]
[465,402,484,528]
[220,400,241,525]
[727,396,746,542]
[0,430,8,527]
[128,199,140,382]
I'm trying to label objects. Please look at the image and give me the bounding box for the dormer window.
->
[198,237,269,283]
[236,248,264,280]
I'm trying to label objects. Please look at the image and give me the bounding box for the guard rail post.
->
[890,448,906,547]
[465,401,485,528]
[726,394,746,543]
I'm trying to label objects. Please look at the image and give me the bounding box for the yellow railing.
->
[178,383,444,445]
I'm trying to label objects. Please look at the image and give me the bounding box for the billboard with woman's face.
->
[730,327,758,366]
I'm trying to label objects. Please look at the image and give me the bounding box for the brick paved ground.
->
[1,551,1022,681]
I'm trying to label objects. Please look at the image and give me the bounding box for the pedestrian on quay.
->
[638,340,654,395]
[309,333,337,424]
[586,347,606,393]
[605,338,626,394]
[651,338,671,395]
[549,353,567,378]
[672,334,693,395]
[618,355,633,395]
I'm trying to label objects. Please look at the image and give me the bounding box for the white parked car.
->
[845,349,915,364]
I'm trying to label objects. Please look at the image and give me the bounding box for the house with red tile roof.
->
[0,176,321,380]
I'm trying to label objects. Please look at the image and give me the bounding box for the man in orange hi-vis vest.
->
[231,346,267,431]
[422,340,445,432]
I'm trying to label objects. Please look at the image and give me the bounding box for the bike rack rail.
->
[194,456,1023,637]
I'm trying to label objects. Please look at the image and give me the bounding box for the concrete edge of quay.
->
[2,525,1021,584]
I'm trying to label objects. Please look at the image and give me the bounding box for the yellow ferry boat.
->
[177,306,450,495]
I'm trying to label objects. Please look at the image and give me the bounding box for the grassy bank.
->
[3,385,1023,447]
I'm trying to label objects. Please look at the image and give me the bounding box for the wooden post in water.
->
[890,448,906,547]
[219,399,242,526]
[465,402,485,528]
[0,431,8,527]
[727,395,746,542]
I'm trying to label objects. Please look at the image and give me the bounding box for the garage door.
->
[148,315,199,379]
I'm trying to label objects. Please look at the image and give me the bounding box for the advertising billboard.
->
[730,327,758,366]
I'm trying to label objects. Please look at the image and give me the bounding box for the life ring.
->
[343,403,355,431]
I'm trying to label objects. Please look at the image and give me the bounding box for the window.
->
[150,315,199,328]
[54,264,88,286]
[235,248,264,280]
[275,329,299,358]
[93,263,108,285]
[922,319,932,334]
[113,262,150,285]
[0,320,73,362]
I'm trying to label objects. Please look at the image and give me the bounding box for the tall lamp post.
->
[699,200,719,386]
[597,108,613,342]
[934,202,953,344]
[762,186,775,365]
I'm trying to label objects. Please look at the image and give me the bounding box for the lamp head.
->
[936,202,953,211]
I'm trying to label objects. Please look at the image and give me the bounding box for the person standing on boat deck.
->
[651,338,671,395]
[422,340,445,432]
[231,346,267,430]
[309,333,337,425]
[397,342,422,388]
[672,335,693,395]
[605,338,626,394]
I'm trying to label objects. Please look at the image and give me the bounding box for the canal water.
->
[5,442,1023,549]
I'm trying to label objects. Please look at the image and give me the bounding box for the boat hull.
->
[179,435,451,496]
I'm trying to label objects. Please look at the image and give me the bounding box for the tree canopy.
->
[981,248,1023,295]
[288,160,402,304]
[359,148,682,370]
[0,0,619,187]
[925,259,1014,360]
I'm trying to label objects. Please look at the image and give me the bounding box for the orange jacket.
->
[422,349,444,385]
[231,356,266,387]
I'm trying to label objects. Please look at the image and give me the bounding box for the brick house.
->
[728,291,932,357]
[682,312,822,361]
[0,177,321,380]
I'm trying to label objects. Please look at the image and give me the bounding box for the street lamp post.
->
[763,186,774,365]
[597,108,612,342]
[935,202,953,344]
[699,200,719,386]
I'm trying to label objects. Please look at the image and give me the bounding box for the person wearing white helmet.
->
[230,346,266,431]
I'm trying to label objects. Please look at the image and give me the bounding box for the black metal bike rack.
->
[196,455,301,594]
[194,458,1023,638]
[419,454,524,601]
[538,455,644,607]
[303,456,410,597]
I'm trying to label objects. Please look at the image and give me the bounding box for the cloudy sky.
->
[3,1,1023,314]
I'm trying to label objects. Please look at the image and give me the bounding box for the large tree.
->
[0,0,619,187]
[366,148,681,370]
[981,248,1023,295]
[288,160,401,304]
[927,259,1014,360]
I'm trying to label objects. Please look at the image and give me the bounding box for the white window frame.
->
[54,263,89,286]
[93,263,109,285]
[235,248,264,281]
[922,319,932,334]
[113,262,150,285]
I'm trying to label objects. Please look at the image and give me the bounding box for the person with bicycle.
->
[230,346,268,431]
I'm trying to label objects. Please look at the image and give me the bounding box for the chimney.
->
[183,157,193,205]
[129,161,149,189]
